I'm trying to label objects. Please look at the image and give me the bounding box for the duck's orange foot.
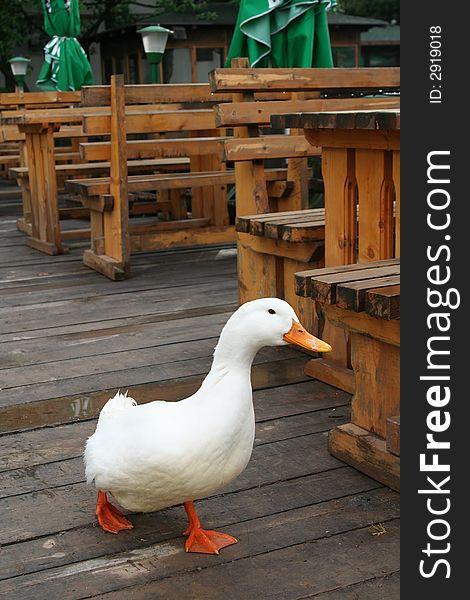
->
[96,490,134,534]
[185,527,238,554]
[183,500,237,554]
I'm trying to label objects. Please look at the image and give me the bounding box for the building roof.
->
[361,25,400,44]
[139,3,388,29]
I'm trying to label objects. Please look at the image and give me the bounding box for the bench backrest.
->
[209,62,400,217]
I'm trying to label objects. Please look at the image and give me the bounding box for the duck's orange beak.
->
[283,320,332,352]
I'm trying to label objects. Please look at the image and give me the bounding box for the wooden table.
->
[271,109,400,391]
[1,110,87,254]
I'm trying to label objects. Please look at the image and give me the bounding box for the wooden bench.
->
[0,90,82,207]
[61,76,241,278]
[209,62,400,325]
[236,209,325,332]
[66,75,331,279]
[295,259,400,491]
[1,94,226,254]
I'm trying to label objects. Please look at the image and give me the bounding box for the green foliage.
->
[336,0,399,23]
[0,0,42,89]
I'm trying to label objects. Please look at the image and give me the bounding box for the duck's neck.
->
[201,332,261,389]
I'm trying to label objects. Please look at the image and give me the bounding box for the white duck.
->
[84,298,331,554]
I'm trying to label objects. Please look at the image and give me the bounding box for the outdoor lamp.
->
[138,25,173,83]
[8,56,31,92]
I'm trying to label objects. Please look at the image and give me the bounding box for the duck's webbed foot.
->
[183,501,237,554]
[96,490,134,534]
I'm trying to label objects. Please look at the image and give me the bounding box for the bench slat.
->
[295,258,400,298]
[308,264,401,305]
[337,275,401,312]
[80,137,227,162]
[215,97,400,127]
[210,67,400,92]
[66,167,288,197]
[11,157,189,178]
[82,109,216,135]
[224,135,321,161]
[366,285,401,320]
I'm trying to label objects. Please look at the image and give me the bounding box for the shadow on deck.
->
[0,200,399,599]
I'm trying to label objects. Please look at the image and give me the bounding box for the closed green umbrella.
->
[226,0,336,68]
[37,0,94,91]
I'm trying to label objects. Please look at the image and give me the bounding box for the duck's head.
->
[222,298,332,353]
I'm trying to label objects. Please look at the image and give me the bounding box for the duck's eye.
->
[268,309,276,315]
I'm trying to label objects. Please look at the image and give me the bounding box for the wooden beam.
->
[215,96,400,127]
[209,67,400,92]
[224,135,321,161]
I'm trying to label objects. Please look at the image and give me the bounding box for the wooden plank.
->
[295,258,400,297]
[366,284,400,321]
[80,83,232,106]
[82,109,216,135]
[236,209,320,234]
[323,304,400,347]
[1,405,351,499]
[0,432,343,545]
[0,380,350,471]
[272,109,400,131]
[305,128,400,151]
[27,521,398,600]
[307,264,401,305]
[209,67,401,92]
[224,135,321,161]
[0,90,80,105]
[80,137,226,162]
[130,225,235,253]
[337,275,400,312]
[238,232,323,263]
[215,96,400,127]
[0,356,309,433]
[66,168,287,197]
[0,472,392,587]
[12,157,190,177]
[311,572,400,600]
[329,423,400,491]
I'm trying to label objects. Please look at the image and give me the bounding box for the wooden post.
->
[83,74,130,279]
[19,123,65,255]
[15,139,32,236]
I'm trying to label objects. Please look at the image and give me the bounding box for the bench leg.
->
[237,241,278,303]
[22,125,66,255]
[328,332,400,491]
[82,204,129,281]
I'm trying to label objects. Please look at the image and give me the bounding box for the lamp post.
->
[137,25,173,83]
[8,57,31,92]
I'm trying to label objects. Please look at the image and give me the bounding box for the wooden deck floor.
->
[0,204,399,599]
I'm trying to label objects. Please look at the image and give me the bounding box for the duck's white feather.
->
[84,298,298,513]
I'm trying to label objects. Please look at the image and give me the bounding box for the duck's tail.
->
[100,390,137,416]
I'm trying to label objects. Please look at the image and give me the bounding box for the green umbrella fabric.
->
[226,0,336,68]
[36,0,94,91]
